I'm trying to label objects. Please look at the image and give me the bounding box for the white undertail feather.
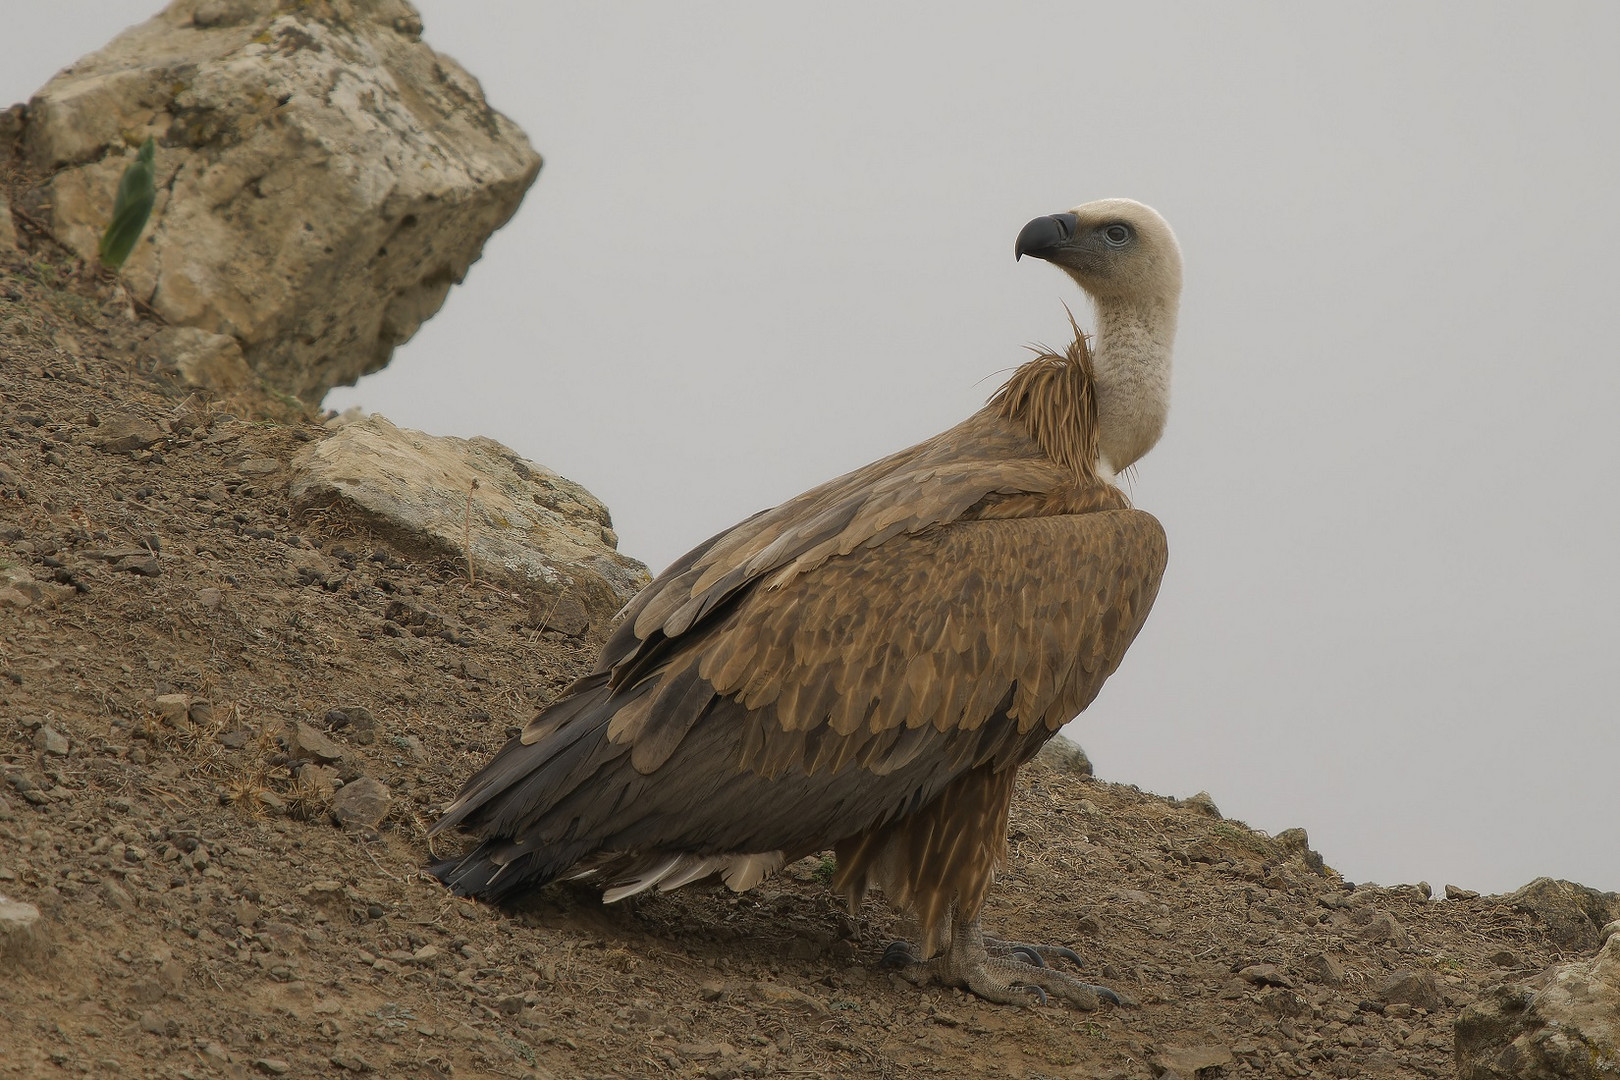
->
[598,851,785,904]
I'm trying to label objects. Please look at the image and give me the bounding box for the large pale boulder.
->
[1456,922,1620,1079]
[14,0,540,401]
[290,415,649,628]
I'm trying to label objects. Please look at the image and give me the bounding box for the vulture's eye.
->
[1102,223,1133,247]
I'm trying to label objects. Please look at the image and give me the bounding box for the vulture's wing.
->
[434,498,1165,900]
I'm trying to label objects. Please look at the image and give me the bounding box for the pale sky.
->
[7,3,1618,896]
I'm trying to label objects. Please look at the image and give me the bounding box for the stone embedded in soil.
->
[1302,952,1345,986]
[153,693,190,726]
[115,555,162,577]
[1448,883,1482,901]
[1154,1045,1235,1076]
[323,706,376,746]
[330,776,390,831]
[253,1059,291,1076]
[284,721,346,765]
[290,415,648,623]
[139,326,254,393]
[1238,963,1293,987]
[1379,969,1443,1012]
[91,415,165,454]
[1178,791,1223,819]
[33,726,69,756]
[1034,733,1094,777]
[0,895,47,965]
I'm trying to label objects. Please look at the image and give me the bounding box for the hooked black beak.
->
[1015,213,1079,262]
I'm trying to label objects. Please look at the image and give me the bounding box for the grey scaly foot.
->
[880,920,1129,1009]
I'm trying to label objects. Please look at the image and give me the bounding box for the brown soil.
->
[0,231,1584,1079]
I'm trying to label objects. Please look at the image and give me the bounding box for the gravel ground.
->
[0,234,1587,1079]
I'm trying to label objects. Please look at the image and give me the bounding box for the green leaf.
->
[97,137,157,270]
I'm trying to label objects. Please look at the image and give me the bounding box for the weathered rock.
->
[284,721,345,765]
[1238,963,1293,988]
[1456,926,1620,1079]
[324,706,377,746]
[91,415,166,454]
[0,191,16,255]
[1178,791,1222,819]
[1301,952,1344,986]
[0,567,76,610]
[1507,877,1620,954]
[0,895,47,966]
[20,0,541,402]
[153,692,191,726]
[330,775,390,831]
[139,326,254,393]
[1273,827,1327,874]
[291,415,649,624]
[1378,968,1443,1011]
[33,727,69,756]
[1034,734,1093,777]
[1153,1045,1234,1077]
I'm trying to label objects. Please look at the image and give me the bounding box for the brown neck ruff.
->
[989,322,1100,481]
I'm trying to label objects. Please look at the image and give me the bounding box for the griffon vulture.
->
[431,198,1180,1007]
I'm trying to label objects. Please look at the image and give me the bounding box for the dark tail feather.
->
[429,838,589,904]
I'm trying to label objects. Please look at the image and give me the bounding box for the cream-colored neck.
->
[1091,295,1177,476]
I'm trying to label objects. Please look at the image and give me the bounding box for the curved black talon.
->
[1008,945,1047,968]
[881,940,919,969]
[1046,946,1084,968]
[1013,983,1049,1007]
[1092,985,1124,1006]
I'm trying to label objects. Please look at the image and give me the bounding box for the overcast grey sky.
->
[7,3,1618,897]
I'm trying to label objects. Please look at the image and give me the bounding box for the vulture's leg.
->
[881,920,1126,1009]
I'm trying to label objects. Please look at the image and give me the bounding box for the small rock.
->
[0,894,46,965]
[1378,969,1443,1012]
[330,776,390,831]
[115,555,162,577]
[324,706,376,746]
[140,326,253,393]
[1445,884,1480,901]
[33,727,69,756]
[1301,952,1345,986]
[153,693,191,727]
[195,587,223,608]
[238,457,280,476]
[294,763,340,801]
[1154,1045,1235,1076]
[254,1059,291,1076]
[1238,963,1294,988]
[1178,791,1222,819]
[284,721,345,765]
[1034,734,1093,777]
[92,415,165,454]
[138,1011,179,1037]
[1274,827,1327,874]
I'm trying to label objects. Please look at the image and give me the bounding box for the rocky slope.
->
[2,210,1617,1080]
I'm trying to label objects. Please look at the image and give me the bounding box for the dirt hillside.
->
[0,231,1599,1080]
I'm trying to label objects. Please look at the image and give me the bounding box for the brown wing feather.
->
[685,510,1166,752]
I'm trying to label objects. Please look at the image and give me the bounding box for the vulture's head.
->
[1015,198,1182,306]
